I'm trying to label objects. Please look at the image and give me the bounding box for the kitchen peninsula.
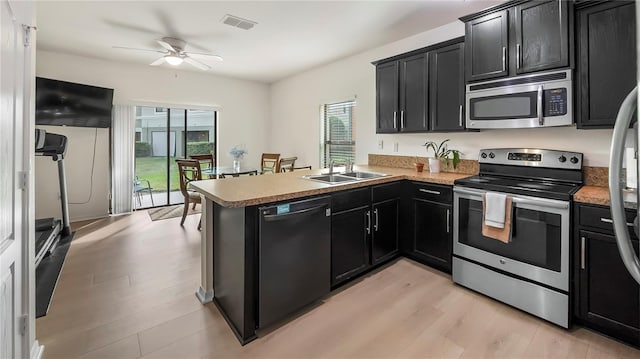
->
[190,164,472,344]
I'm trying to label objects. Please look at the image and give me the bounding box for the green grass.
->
[135,156,180,192]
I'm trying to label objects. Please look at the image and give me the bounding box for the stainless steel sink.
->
[302,171,388,184]
[341,171,388,179]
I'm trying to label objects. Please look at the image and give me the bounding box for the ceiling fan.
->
[113,37,223,70]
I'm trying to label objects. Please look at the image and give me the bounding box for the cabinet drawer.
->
[372,182,402,203]
[331,187,370,213]
[578,204,637,236]
[410,182,452,204]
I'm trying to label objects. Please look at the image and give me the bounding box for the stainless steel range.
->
[453,148,583,328]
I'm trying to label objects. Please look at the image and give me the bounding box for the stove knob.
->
[570,156,579,164]
[481,152,487,159]
[558,155,567,163]
[489,152,495,159]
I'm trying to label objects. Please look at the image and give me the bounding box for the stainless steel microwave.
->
[466,69,573,129]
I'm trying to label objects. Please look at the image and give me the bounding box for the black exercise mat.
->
[36,231,74,318]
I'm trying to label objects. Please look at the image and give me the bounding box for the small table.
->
[202,166,259,179]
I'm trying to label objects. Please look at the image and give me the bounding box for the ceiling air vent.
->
[221,14,257,30]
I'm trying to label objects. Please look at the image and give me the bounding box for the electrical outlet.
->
[394,142,399,152]
[378,139,383,150]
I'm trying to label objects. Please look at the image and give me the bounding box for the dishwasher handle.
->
[261,204,328,221]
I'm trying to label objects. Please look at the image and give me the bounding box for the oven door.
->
[453,186,570,291]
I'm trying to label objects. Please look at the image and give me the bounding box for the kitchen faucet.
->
[327,160,353,174]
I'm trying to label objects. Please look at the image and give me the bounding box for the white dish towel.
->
[484,192,507,228]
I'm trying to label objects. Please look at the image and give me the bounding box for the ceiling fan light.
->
[164,55,183,66]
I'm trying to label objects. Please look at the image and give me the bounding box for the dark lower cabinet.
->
[372,199,399,264]
[331,206,369,285]
[404,182,453,273]
[574,204,640,347]
[576,0,636,129]
[330,183,400,286]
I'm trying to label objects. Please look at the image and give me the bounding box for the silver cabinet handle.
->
[419,188,441,195]
[393,111,397,129]
[600,217,634,227]
[581,236,586,270]
[516,44,521,70]
[502,46,506,72]
[458,105,463,127]
[374,208,379,231]
[401,110,405,129]
[446,209,451,234]
[365,210,371,234]
[537,85,544,126]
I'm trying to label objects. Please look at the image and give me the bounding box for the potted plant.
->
[414,156,424,173]
[423,139,461,173]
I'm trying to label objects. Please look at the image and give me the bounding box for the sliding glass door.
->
[134,106,216,209]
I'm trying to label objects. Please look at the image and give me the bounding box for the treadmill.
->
[34,129,71,267]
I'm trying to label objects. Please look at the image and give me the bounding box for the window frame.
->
[320,99,356,168]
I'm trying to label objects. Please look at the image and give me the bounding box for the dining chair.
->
[189,154,214,170]
[261,153,281,174]
[176,159,202,229]
[133,176,154,208]
[279,157,298,172]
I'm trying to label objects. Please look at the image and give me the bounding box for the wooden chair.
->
[176,159,202,228]
[279,157,298,172]
[261,153,281,174]
[189,154,214,170]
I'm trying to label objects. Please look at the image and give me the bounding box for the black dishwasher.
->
[258,196,331,327]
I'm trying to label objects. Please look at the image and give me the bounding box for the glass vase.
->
[233,159,240,172]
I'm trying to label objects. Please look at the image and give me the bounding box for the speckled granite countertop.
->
[190,165,471,208]
[574,186,638,209]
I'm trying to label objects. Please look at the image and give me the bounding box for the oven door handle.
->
[453,187,569,210]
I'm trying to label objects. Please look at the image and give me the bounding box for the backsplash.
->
[368,154,478,175]
[369,154,610,186]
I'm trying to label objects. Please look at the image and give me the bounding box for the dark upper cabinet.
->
[429,43,465,132]
[399,54,428,132]
[574,204,640,347]
[465,10,509,82]
[514,0,569,74]
[462,0,569,82]
[576,1,636,129]
[374,38,465,133]
[376,61,399,133]
[404,182,453,273]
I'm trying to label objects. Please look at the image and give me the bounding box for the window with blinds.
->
[321,100,355,168]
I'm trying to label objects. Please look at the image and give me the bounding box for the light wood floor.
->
[37,210,640,359]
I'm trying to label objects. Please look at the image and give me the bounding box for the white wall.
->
[270,21,614,168]
[36,50,270,221]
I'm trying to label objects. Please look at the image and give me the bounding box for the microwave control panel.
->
[544,88,567,117]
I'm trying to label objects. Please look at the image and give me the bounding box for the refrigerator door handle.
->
[608,86,640,285]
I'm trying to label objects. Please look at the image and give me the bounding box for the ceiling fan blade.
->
[186,52,223,62]
[156,39,177,52]
[150,57,165,66]
[184,56,211,71]
[113,46,165,54]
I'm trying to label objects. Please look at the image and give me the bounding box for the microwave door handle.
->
[537,85,544,126]
[609,86,640,285]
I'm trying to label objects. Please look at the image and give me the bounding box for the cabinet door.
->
[331,206,370,286]
[371,199,399,264]
[465,10,509,82]
[576,1,636,129]
[376,61,399,133]
[413,199,452,272]
[429,43,465,132]
[578,230,640,346]
[399,54,428,132]
[514,0,568,74]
